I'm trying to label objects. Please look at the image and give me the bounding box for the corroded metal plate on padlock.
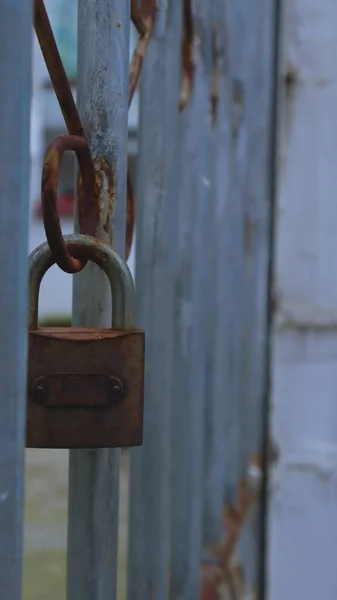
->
[32,372,123,408]
[27,328,145,449]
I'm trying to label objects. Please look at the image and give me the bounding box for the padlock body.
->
[26,328,145,449]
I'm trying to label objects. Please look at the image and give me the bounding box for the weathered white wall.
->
[268,2,337,598]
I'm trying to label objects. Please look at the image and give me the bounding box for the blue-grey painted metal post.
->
[202,0,232,545]
[169,1,212,597]
[0,1,32,597]
[224,1,262,585]
[237,0,279,589]
[202,0,278,593]
[127,3,182,598]
[203,0,250,541]
[67,2,130,599]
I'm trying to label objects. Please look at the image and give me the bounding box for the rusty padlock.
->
[26,234,145,449]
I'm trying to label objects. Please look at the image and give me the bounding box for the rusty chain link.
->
[34,0,155,272]
[42,135,97,273]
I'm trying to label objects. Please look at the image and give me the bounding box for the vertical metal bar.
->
[238,1,278,590]
[127,3,182,599]
[203,0,249,548]
[67,2,130,599]
[224,0,251,505]
[202,0,232,545]
[0,1,32,598]
[202,0,279,594]
[169,2,212,598]
[223,0,261,584]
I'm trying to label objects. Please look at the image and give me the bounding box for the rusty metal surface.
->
[131,0,148,36]
[34,0,155,265]
[42,135,99,273]
[33,0,105,266]
[31,372,124,407]
[26,328,145,448]
[129,7,154,107]
[27,234,145,449]
[201,457,263,600]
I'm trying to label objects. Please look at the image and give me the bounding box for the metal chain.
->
[34,0,156,272]
[41,134,97,273]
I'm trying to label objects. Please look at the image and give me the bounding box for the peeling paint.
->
[94,156,114,238]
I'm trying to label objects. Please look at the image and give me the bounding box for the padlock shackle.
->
[28,234,135,330]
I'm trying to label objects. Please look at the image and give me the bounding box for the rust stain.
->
[201,563,245,600]
[93,156,133,261]
[129,10,155,107]
[35,0,153,264]
[210,31,219,124]
[201,456,263,600]
[218,479,257,571]
[131,0,148,36]
[93,156,114,237]
[141,0,157,21]
[179,0,194,111]
[201,564,223,600]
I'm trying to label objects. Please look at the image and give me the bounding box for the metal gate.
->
[0,1,279,598]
